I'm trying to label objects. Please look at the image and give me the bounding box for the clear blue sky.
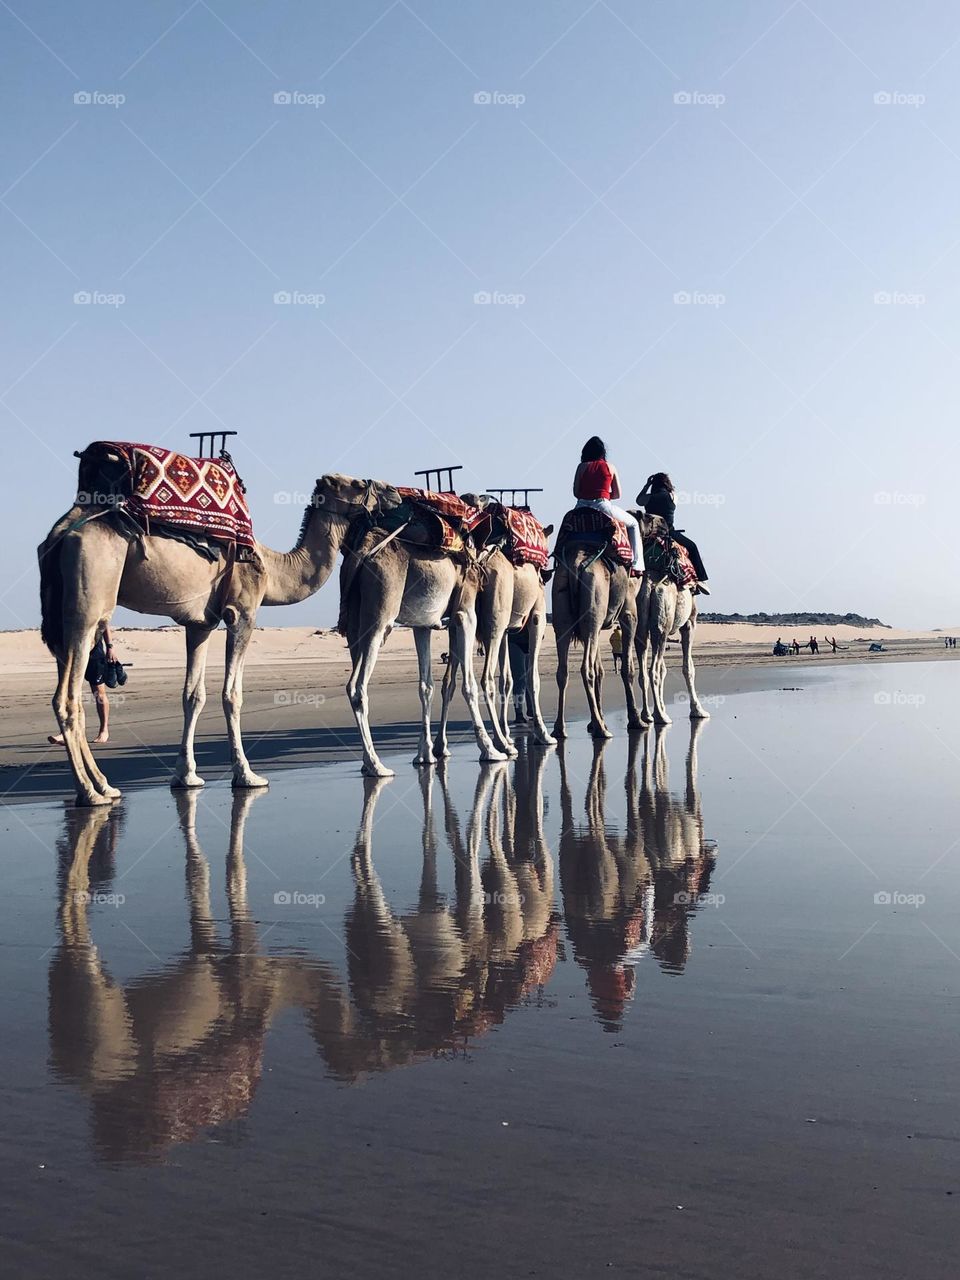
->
[1,0,957,629]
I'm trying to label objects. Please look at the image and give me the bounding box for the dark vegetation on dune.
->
[698,611,888,628]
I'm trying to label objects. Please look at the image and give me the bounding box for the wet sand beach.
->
[1,661,959,1278]
[1,623,957,802]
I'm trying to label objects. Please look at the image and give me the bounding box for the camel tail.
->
[38,520,69,656]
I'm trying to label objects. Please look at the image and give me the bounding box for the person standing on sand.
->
[48,623,117,746]
[792,639,801,655]
[573,437,643,573]
[825,636,838,653]
[610,624,623,673]
[808,636,819,655]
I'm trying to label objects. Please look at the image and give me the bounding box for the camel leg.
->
[348,626,394,778]
[412,627,436,767]
[650,621,672,725]
[619,605,644,732]
[581,629,611,739]
[53,633,116,806]
[451,605,508,763]
[525,607,556,746]
[554,627,571,739]
[680,616,709,719]
[499,631,515,734]
[482,620,515,757]
[433,651,456,760]
[222,612,269,789]
[172,623,213,788]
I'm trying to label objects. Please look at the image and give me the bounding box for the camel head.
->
[312,474,403,520]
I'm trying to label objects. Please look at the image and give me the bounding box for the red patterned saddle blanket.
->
[395,486,473,555]
[671,540,697,587]
[644,532,698,588]
[463,502,550,571]
[556,506,632,567]
[77,441,258,560]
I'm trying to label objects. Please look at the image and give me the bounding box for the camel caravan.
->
[38,436,711,805]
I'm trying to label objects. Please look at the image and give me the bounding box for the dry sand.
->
[2,622,956,801]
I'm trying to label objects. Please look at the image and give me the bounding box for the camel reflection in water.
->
[558,720,717,1030]
[49,726,715,1160]
[49,790,293,1161]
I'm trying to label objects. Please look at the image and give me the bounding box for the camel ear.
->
[543,523,554,536]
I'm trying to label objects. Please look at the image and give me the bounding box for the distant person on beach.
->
[792,639,801,655]
[573,437,643,572]
[610,625,623,673]
[636,472,709,593]
[48,624,117,746]
[808,636,819,655]
[825,636,839,653]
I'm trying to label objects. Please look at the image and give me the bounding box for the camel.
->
[635,512,709,725]
[434,538,556,760]
[38,472,405,804]
[338,520,508,776]
[551,529,643,739]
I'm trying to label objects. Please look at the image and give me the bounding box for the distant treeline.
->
[698,612,888,628]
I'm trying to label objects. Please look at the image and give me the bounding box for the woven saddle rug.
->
[555,506,633,569]
[77,441,259,562]
[643,533,697,588]
[463,502,550,572]
[394,486,474,556]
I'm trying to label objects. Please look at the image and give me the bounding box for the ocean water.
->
[1,661,958,1279]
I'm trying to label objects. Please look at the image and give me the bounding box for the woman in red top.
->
[573,437,642,571]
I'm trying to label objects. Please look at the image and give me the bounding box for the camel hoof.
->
[233,773,270,790]
[171,774,205,789]
[690,707,711,720]
[432,742,451,760]
[75,791,115,808]
[534,733,558,747]
[99,784,122,800]
[654,715,672,727]
[552,723,567,740]
[588,722,613,740]
[627,719,646,734]
[412,754,435,768]
[480,748,509,764]
[362,762,395,779]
